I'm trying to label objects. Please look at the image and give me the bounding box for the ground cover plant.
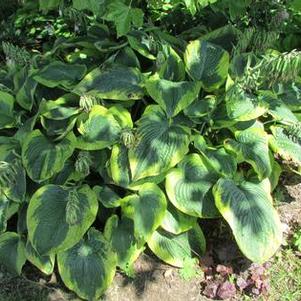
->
[0,0,301,300]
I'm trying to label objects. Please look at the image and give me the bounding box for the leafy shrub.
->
[0,0,300,300]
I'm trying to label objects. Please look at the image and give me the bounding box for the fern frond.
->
[2,42,30,68]
[235,28,279,54]
[258,50,301,85]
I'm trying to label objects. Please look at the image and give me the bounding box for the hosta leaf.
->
[93,185,121,208]
[73,66,144,100]
[129,105,190,181]
[226,85,268,121]
[25,240,55,275]
[0,193,9,233]
[0,232,26,275]
[0,91,16,129]
[161,203,197,235]
[127,31,156,60]
[33,61,87,89]
[27,185,98,255]
[22,130,75,182]
[110,144,131,187]
[270,125,301,166]
[184,40,229,91]
[166,154,219,218]
[184,95,217,122]
[265,92,298,123]
[148,225,206,268]
[15,68,37,111]
[224,127,272,179]
[76,105,121,150]
[121,183,167,243]
[276,82,301,112]
[145,75,201,117]
[202,147,237,177]
[213,179,282,263]
[158,46,185,81]
[108,105,133,129]
[57,228,116,301]
[104,215,144,273]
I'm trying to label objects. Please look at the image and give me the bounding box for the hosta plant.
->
[0,0,300,300]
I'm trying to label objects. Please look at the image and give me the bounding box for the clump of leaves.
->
[0,0,300,300]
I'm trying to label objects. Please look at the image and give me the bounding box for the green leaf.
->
[0,91,16,129]
[121,183,167,243]
[39,0,61,10]
[93,185,121,208]
[14,67,37,111]
[146,75,201,118]
[158,46,185,82]
[166,154,220,218]
[27,185,98,255]
[127,31,156,60]
[74,66,144,100]
[161,203,197,235]
[22,130,75,182]
[76,105,121,150]
[25,240,55,275]
[109,144,131,187]
[224,127,272,180]
[184,40,229,91]
[148,225,206,268]
[105,1,144,37]
[213,178,282,263]
[57,228,116,301]
[33,61,87,89]
[104,215,144,273]
[129,105,190,181]
[270,125,301,166]
[72,0,106,15]
[0,193,10,233]
[225,85,268,121]
[0,232,26,275]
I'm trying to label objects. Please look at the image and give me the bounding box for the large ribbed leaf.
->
[270,125,301,166]
[184,40,229,91]
[73,66,144,100]
[224,127,271,179]
[27,185,98,255]
[0,193,9,233]
[0,91,16,129]
[110,144,131,188]
[22,130,75,182]
[145,75,201,118]
[0,140,26,203]
[25,240,55,275]
[121,183,167,243]
[158,46,185,81]
[93,185,121,208]
[104,215,144,273]
[76,105,121,150]
[0,232,26,275]
[225,85,268,121]
[57,228,116,301]
[148,225,206,268]
[213,179,282,263]
[129,105,190,181]
[33,61,87,89]
[161,203,197,235]
[166,154,219,218]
